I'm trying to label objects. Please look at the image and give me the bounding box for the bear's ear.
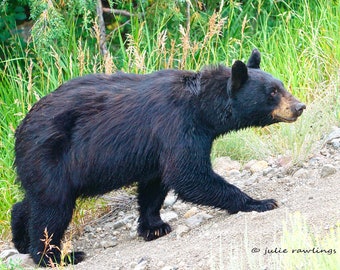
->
[229,60,248,94]
[247,49,261,69]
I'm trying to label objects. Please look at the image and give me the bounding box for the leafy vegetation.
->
[0,0,339,256]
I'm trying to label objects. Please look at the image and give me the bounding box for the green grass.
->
[210,212,340,270]
[0,259,24,270]
[280,212,340,270]
[0,0,339,250]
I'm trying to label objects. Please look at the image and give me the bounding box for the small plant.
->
[0,259,24,270]
[38,228,58,267]
[281,212,340,270]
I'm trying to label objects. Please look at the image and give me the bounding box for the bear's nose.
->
[295,103,306,115]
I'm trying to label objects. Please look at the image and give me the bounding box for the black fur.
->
[11,50,305,266]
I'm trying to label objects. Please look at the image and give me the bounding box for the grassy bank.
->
[1,0,339,243]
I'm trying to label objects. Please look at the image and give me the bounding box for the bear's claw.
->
[243,198,278,212]
[139,222,172,241]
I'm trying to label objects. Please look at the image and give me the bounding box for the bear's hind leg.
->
[28,198,85,267]
[11,197,30,254]
[137,179,171,241]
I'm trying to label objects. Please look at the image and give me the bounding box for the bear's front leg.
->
[172,171,277,214]
[137,179,171,241]
[162,152,278,214]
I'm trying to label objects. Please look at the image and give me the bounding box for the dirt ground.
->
[70,138,339,270]
[1,132,339,270]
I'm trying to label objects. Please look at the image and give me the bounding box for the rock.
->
[161,211,178,223]
[244,174,258,186]
[226,169,241,177]
[249,160,268,174]
[87,232,96,239]
[175,225,190,237]
[308,155,322,167]
[84,225,94,233]
[293,168,309,178]
[99,238,117,249]
[103,222,114,230]
[183,207,199,218]
[277,155,292,168]
[326,127,340,143]
[213,157,241,176]
[161,266,177,270]
[330,138,340,149]
[320,164,337,178]
[163,192,178,208]
[0,249,19,260]
[185,212,213,228]
[156,261,166,268]
[6,253,35,267]
[113,215,135,229]
[280,198,288,204]
[130,230,138,239]
[134,257,149,270]
[263,167,275,176]
[244,159,257,170]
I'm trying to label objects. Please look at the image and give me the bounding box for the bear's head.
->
[227,49,306,128]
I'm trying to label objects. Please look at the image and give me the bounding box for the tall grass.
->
[210,212,340,270]
[0,0,339,240]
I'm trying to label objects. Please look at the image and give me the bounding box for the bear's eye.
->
[271,89,278,96]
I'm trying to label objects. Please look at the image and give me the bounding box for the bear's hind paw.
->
[63,251,86,265]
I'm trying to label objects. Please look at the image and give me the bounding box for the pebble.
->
[249,160,268,174]
[113,215,135,229]
[213,156,241,177]
[161,266,177,270]
[277,155,292,167]
[99,238,117,249]
[320,164,337,178]
[185,212,213,228]
[161,211,178,223]
[175,225,190,237]
[84,225,93,233]
[330,138,340,149]
[244,174,258,186]
[325,127,340,144]
[293,168,310,178]
[6,253,35,267]
[134,257,149,270]
[183,207,199,218]
[163,192,178,208]
[0,249,18,260]
[227,169,241,177]
[263,167,275,176]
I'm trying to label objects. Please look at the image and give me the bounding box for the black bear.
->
[11,49,305,266]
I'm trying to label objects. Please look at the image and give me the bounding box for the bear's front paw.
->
[242,198,278,212]
[138,222,172,241]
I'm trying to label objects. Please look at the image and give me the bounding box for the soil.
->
[1,129,339,269]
